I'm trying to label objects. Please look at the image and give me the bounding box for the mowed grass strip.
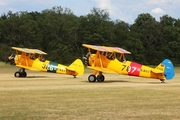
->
[0,62,180,120]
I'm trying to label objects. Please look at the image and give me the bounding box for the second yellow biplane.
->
[82,44,175,83]
[7,47,84,78]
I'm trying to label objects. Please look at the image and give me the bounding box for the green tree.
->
[160,15,180,63]
[40,6,79,63]
[132,13,163,64]
[78,7,114,46]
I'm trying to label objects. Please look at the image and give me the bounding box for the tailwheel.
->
[97,75,105,82]
[88,74,96,82]
[160,79,165,83]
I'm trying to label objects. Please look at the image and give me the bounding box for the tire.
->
[88,74,96,82]
[14,71,21,77]
[21,72,27,77]
[97,75,105,82]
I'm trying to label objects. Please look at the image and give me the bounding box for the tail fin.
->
[68,59,84,76]
[159,59,175,80]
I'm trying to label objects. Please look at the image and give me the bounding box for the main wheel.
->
[21,72,27,77]
[88,74,96,82]
[14,71,21,77]
[97,75,105,82]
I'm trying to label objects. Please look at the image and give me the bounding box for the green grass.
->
[0,62,180,120]
[0,62,13,68]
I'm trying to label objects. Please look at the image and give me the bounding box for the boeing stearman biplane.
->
[82,44,175,83]
[6,47,84,78]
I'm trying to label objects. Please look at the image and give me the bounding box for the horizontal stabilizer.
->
[65,67,76,75]
[151,69,163,74]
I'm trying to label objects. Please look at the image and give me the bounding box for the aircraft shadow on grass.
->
[25,76,48,78]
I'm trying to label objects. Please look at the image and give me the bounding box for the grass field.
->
[0,62,180,120]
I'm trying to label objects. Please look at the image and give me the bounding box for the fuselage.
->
[88,54,165,80]
[14,55,77,76]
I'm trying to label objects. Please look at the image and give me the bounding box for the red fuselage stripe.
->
[128,62,142,76]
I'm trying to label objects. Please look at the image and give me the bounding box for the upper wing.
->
[82,44,131,54]
[87,66,117,74]
[12,47,33,53]
[28,49,47,55]
[103,46,131,54]
[82,44,111,52]
[12,47,47,55]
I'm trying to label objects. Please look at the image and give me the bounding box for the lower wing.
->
[87,66,117,74]
[16,65,39,71]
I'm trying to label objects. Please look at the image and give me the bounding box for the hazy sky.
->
[0,0,179,24]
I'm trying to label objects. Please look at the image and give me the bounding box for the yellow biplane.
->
[7,47,84,78]
[82,44,175,83]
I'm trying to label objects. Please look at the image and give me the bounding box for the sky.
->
[0,0,180,24]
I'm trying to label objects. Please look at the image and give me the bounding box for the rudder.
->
[161,59,175,80]
[69,59,84,76]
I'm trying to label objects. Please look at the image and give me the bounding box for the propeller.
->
[82,53,90,66]
[6,53,16,65]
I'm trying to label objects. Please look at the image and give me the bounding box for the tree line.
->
[0,6,180,65]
